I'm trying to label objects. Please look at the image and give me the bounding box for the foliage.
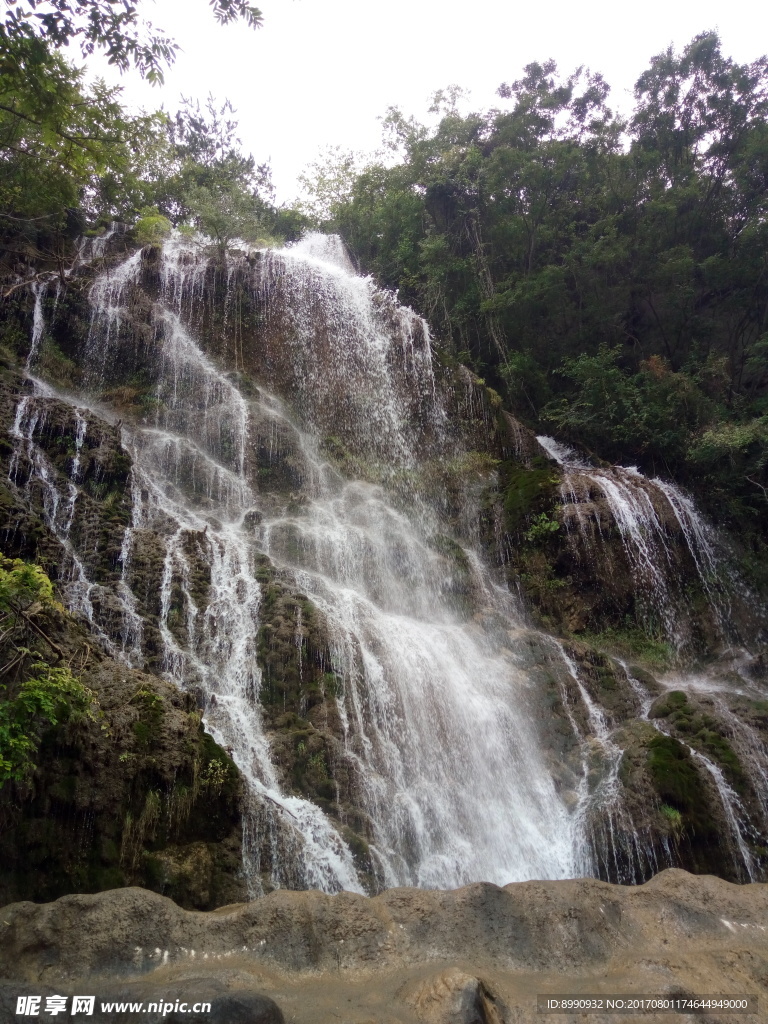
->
[0,661,93,784]
[543,347,713,467]
[183,181,262,257]
[141,95,299,253]
[133,206,171,246]
[578,623,673,670]
[0,3,296,268]
[660,803,683,831]
[0,558,54,606]
[1,0,263,84]
[0,559,94,786]
[0,29,171,283]
[200,757,231,790]
[524,510,560,543]
[298,145,370,222]
[309,32,768,541]
[502,462,558,533]
[1,43,300,279]
[0,36,155,210]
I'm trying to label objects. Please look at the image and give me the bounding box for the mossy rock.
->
[650,691,749,793]
[502,460,559,533]
[0,600,245,909]
[650,691,689,719]
[647,733,711,826]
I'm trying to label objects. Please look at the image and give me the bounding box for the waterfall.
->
[7,231,767,891]
[619,660,766,882]
[12,232,586,890]
[8,386,128,657]
[537,435,739,652]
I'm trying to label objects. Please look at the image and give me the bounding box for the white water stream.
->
[537,435,737,651]
[6,232,766,890]
[10,234,589,891]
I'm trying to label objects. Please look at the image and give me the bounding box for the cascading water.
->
[537,435,739,652]
[86,234,586,889]
[618,659,766,882]
[6,230,767,891]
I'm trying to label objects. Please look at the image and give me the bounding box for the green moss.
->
[593,662,618,693]
[660,803,683,829]
[648,734,707,817]
[36,339,79,388]
[141,853,167,888]
[341,826,370,863]
[651,690,689,717]
[427,533,471,571]
[306,750,328,779]
[321,672,341,697]
[651,691,748,792]
[502,462,559,533]
[578,623,674,670]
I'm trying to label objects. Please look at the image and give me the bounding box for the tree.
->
[155,95,273,223]
[184,180,267,256]
[297,145,368,222]
[144,95,283,251]
[303,33,768,544]
[0,30,166,277]
[632,32,768,188]
[1,0,263,83]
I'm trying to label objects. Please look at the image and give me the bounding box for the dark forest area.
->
[313,34,768,555]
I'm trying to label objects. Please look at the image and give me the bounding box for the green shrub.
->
[0,559,94,785]
[134,207,172,246]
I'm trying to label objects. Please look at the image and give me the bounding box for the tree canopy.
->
[0,0,284,270]
[2,0,263,82]
[302,32,768,539]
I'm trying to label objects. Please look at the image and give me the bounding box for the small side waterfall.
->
[5,231,767,891]
[619,660,766,882]
[537,435,738,652]
[8,387,128,657]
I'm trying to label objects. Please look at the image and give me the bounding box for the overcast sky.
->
[86,0,767,203]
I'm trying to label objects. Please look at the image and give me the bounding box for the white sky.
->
[85,0,767,204]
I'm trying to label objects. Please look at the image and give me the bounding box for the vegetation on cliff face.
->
[0,558,94,785]
[0,388,245,909]
[0,579,246,909]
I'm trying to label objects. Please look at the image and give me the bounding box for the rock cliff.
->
[1,230,767,902]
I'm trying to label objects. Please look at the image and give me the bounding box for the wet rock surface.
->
[1,232,768,901]
[1,870,766,1024]
[0,596,246,910]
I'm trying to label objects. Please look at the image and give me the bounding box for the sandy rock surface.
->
[1,869,766,1023]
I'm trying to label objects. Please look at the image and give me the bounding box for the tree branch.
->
[19,612,66,663]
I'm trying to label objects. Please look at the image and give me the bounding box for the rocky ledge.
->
[1,869,766,1023]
